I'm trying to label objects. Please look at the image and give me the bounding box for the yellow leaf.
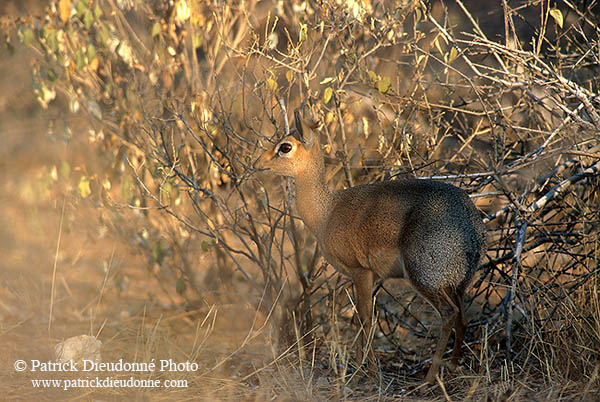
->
[433,36,444,55]
[59,0,71,24]
[323,87,333,104]
[448,46,458,63]
[286,70,294,82]
[102,178,111,191]
[22,28,34,47]
[298,22,307,46]
[368,70,378,86]
[362,116,369,139]
[378,76,391,94]
[201,108,212,123]
[78,176,91,198]
[549,8,563,29]
[151,22,161,37]
[36,82,56,109]
[88,57,99,71]
[174,0,191,25]
[377,132,385,153]
[59,161,71,179]
[266,77,278,93]
[117,41,134,67]
[325,112,334,124]
[386,29,394,41]
[320,77,334,85]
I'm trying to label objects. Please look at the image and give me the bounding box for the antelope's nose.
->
[254,150,273,171]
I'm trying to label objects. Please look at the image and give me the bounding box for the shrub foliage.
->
[13,0,600,392]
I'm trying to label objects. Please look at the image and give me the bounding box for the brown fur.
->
[256,119,487,384]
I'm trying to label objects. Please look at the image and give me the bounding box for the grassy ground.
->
[0,4,270,400]
[0,70,272,399]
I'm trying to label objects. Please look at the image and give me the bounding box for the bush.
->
[14,0,600,396]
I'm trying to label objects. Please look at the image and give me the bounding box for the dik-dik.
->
[255,113,487,384]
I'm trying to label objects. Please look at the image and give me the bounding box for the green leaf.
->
[87,43,96,61]
[75,48,86,70]
[59,160,71,179]
[323,87,333,104]
[415,8,422,23]
[78,175,91,198]
[44,27,58,52]
[192,32,202,48]
[201,241,210,253]
[23,28,34,48]
[83,9,94,29]
[368,70,378,86]
[98,25,110,46]
[76,0,89,18]
[151,22,161,37]
[378,76,391,94]
[46,68,58,81]
[152,241,165,265]
[176,277,186,295]
[122,175,134,203]
[298,22,307,46]
[94,4,103,19]
[160,181,172,203]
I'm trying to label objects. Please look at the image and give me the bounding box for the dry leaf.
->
[89,57,99,71]
[549,8,563,29]
[58,0,71,24]
[266,77,278,94]
[448,46,458,63]
[78,176,91,198]
[323,87,333,104]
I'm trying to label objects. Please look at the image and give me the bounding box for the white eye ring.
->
[277,142,294,156]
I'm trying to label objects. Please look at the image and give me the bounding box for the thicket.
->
[9,0,600,396]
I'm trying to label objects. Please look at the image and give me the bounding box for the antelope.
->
[255,112,487,384]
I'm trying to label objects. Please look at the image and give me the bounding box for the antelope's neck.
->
[294,159,334,238]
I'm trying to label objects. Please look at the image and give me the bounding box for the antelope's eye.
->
[278,142,293,154]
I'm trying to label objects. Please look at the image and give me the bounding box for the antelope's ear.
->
[293,110,315,149]
[292,109,304,142]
